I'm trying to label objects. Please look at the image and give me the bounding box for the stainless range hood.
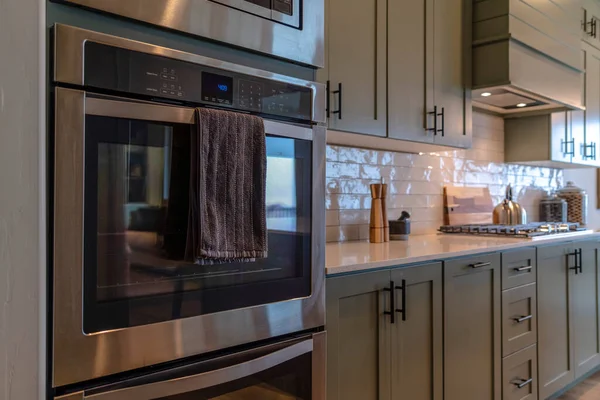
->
[472,1,584,116]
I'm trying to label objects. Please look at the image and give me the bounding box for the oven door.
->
[54,0,324,67]
[53,87,325,386]
[55,332,325,400]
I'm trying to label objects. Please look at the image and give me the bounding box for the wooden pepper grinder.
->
[370,182,384,243]
[381,180,390,242]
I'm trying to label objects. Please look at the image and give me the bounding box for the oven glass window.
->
[83,115,312,333]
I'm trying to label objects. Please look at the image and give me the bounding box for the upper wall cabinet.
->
[318,0,472,148]
[388,0,472,148]
[318,0,387,137]
[582,0,600,49]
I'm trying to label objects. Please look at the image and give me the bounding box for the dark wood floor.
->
[556,370,600,399]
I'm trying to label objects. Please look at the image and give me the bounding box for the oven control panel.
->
[84,42,313,121]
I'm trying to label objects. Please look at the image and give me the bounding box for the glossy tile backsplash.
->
[326,112,564,242]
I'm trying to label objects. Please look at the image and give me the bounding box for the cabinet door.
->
[326,271,391,400]
[583,0,600,50]
[387,0,434,143]
[572,241,600,378]
[325,0,387,137]
[537,244,575,400]
[585,46,600,166]
[390,263,443,400]
[444,253,502,400]
[550,112,573,164]
[432,0,472,148]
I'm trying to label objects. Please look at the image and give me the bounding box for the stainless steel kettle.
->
[493,185,527,225]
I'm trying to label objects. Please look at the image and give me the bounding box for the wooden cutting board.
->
[444,185,494,225]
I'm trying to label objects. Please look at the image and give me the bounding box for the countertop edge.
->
[326,232,600,276]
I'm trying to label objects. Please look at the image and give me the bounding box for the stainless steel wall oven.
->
[54,0,324,67]
[52,24,325,390]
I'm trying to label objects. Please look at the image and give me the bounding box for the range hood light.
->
[516,103,527,108]
[481,92,492,97]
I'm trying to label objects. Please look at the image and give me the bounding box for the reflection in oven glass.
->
[92,120,311,305]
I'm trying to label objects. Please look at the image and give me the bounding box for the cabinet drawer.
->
[503,345,538,400]
[502,248,536,290]
[502,283,537,357]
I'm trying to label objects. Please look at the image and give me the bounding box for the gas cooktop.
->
[439,222,592,240]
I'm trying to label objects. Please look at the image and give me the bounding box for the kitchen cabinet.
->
[502,345,538,400]
[326,263,443,400]
[387,0,471,147]
[390,264,443,400]
[582,0,600,50]
[537,243,575,399]
[326,270,390,400]
[501,283,537,358]
[321,0,471,147]
[319,0,387,137]
[444,253,502,400]
[571,241,600,378]
[571,43,600,167]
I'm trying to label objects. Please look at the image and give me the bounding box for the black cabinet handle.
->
[384,281,395,324]
[514,315,533,323]
[514,265,532,272]
[584,142,597,160]
[437,107,445,137]
[583,18,597,37]
[562,138,575,156]
[395,279,406,322]
[427,106,438,135]
[332,82,342,120]
[568,251,579,274]
[469,262,491,269]
[326,80,330,118]
[578,248,583,274]
[512,378,533,389]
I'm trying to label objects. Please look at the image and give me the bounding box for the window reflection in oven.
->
[84,115,313,332]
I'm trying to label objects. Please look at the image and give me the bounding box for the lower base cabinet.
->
[538,240,600,399]
[326,263,442,400]
[444,253,502,400]
[502,345,538,400]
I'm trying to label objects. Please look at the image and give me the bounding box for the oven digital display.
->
[202,72,234,105]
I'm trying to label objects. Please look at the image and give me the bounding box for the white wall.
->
[0,0,46,399]
[564,168,600,230]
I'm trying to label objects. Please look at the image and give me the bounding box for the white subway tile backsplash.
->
[325,112,563,242]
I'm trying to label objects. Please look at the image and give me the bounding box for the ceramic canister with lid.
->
[556,181,588,226]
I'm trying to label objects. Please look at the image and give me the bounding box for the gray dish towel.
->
[186,108,268,264]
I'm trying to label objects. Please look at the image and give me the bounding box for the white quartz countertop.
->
[326,232,600,275]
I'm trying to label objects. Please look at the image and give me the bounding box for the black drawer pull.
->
[469,262,491,269]
[512,378,533,389]
[514,265,532,272]
[514,315,533,323]
[383,281,395,324]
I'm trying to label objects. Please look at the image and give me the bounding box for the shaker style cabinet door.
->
[390,263,443,400]
[387,0,434,144]
[537,244,575,400]
[444,253,502,400]
[322,0,387,137]
[582,0,600,50]
[571,241,600,378]
[326,270,391,400]
[431,0,472,148]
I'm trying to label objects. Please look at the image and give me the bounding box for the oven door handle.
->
[85,95,314,141]
[83,339,313,400]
